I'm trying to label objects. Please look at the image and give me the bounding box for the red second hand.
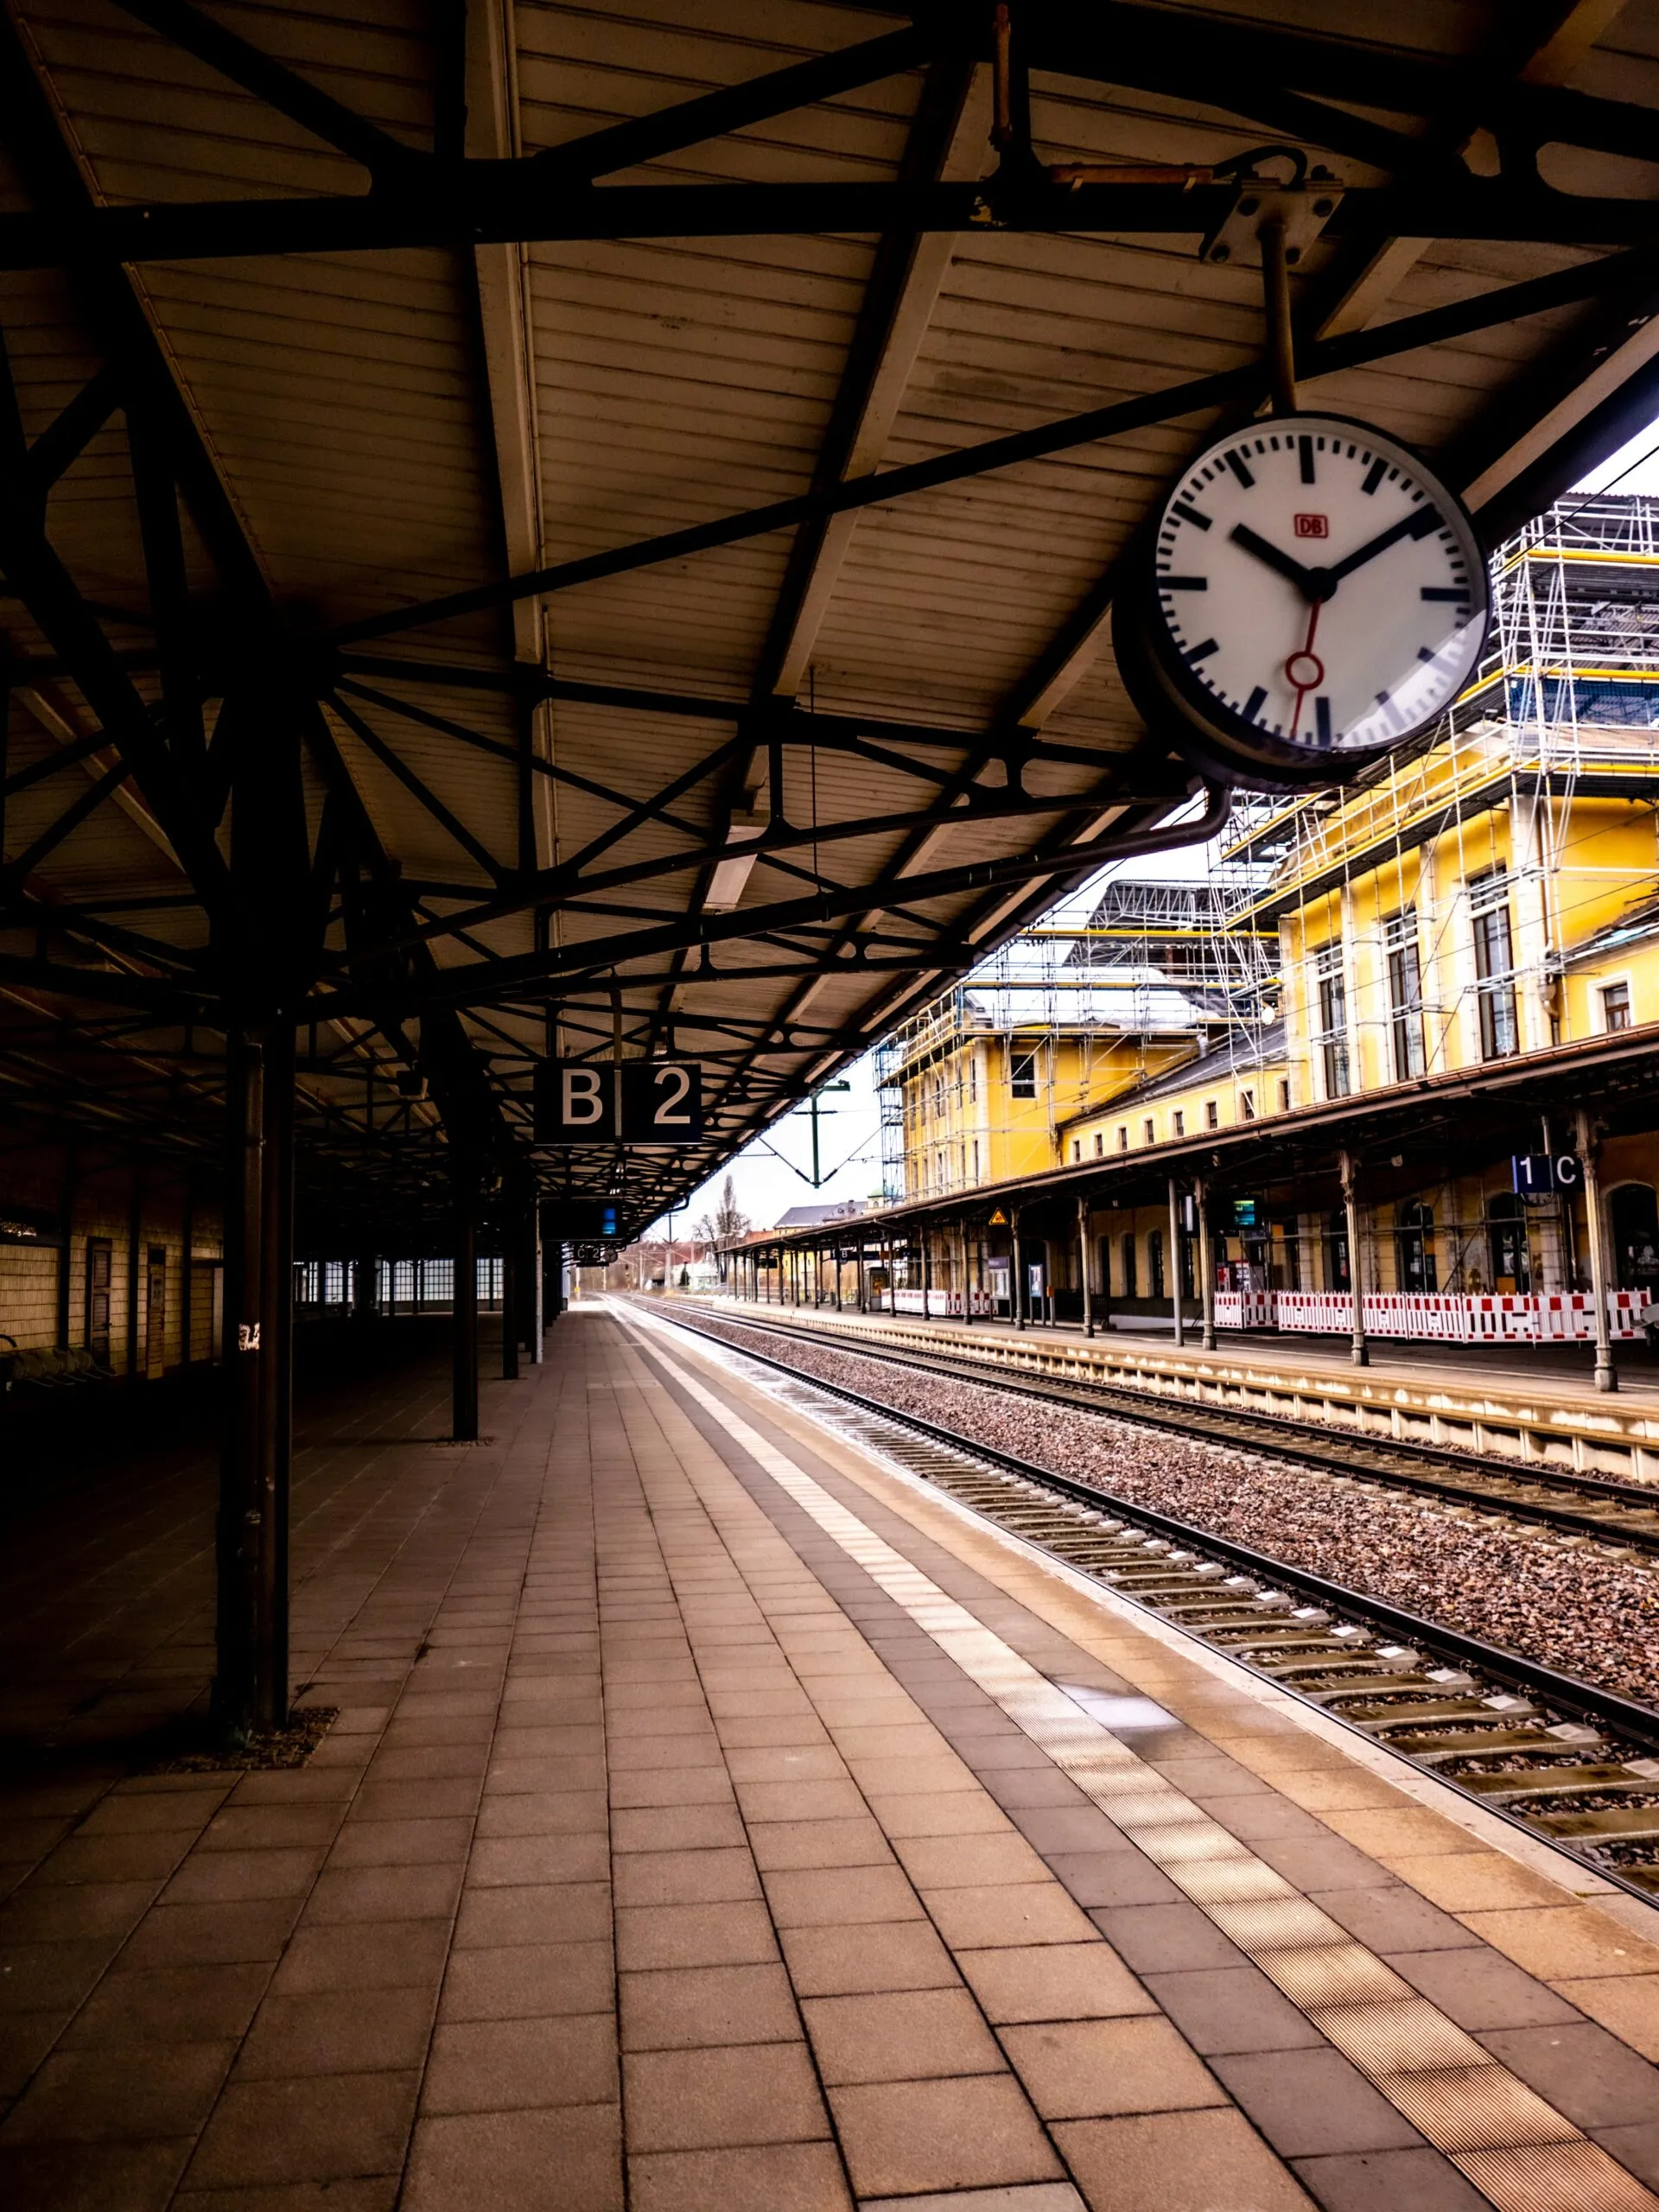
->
[1286,599,1325,742]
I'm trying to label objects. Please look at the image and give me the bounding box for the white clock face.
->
[1146,414,1489,759]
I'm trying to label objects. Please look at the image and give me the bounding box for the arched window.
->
[1395,1201,1437,1294]
[1486,1191,1531,1294]
[1120,1230,1137,1299]
[1147,1227,1166,1300]
[1610,1183,1659,1292]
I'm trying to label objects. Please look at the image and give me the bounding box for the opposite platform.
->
[3,1306,1659,2212]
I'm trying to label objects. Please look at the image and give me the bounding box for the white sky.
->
[1573,416,1659,496]
[644,419,1659,1240]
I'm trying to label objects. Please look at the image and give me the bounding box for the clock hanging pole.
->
[1262,215,1298,416]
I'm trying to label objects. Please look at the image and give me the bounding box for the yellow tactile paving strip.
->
[619,1305,1659,2212]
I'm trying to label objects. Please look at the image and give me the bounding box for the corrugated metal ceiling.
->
[3,0,1658,1235]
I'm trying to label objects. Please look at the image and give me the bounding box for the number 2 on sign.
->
[652,1064,694,1124]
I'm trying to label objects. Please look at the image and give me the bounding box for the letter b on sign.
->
[535,1059,703,1145]
[562,1067,605,1124]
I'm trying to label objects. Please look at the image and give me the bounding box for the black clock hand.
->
[1228,523,1318,598]
[1326,505,1442,585]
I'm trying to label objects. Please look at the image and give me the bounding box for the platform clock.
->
[1113,414,1490,785]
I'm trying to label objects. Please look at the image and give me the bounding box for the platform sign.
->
[534,1059,702,1146]
[1512,1152,1580,1197]
[543,1201,621,1241]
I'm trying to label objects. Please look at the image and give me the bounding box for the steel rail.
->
[665,1304,1659,1547]
[649,1304,1659,1752]
[632,1300,1659,1904]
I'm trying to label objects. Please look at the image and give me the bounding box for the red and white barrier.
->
[892,1287,997,1317]
[1213,1291,1274,1329]
[1259,1290,1654,1343]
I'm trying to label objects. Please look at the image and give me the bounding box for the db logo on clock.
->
[1294,513,1329,538]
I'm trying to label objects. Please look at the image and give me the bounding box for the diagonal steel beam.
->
[327,694,505,886]
[105,0,419,174]
[753,54,984,706]
[329,244,1657,646]
[21,364,124,505]
[311,789,1230,1019]
[995,0,1646,741]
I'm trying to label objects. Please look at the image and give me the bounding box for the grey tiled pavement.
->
[2,1308,1658,2211]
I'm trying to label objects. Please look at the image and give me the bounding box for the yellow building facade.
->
[879,497,1659,1323]
[886,995,1200,1202]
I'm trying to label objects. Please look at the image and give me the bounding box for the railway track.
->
[673,1303,1659,1554]
[639,1301,1659,1904]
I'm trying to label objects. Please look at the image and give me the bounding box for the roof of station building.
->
[5,1,1659,1236]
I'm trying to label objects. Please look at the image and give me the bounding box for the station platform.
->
[689,1296,1659,1484]
[4,1306,1659,2212]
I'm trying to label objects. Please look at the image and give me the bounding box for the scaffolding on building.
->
[873,495,1659,1246]
[873,814,1281,1202]
[1215,491,1659,1295]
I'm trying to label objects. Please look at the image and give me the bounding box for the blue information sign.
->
[1511,1152,1580,1196]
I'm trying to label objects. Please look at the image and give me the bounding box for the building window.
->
[1117,1125,1128,1152]
[1603,980,1633,1032]
[1173,1109,1185,1136]
[973,1138,980,1179]
[1010,1050,1037,1099]
[86,1237,112,1362]
[1147,1228,1166,1300]
[1384,908,1426,1080]
[1071,1140,1081,1162]
[1278,1078,1292,1111]
[1311,941,1351,1097]
[1611,1182,1659,1289]
[1093,1130,1103,1157]
[1324,1206,1351,1292]
[1486,1190,1531,1292]
[1120,1231,1137,1298]
[1205,1099,1219,1129]
[1470,872,1519,1060]
[1241,1089,1255,1120]
[1142,1117,1155,1145]
[1395,1201,1437,1294]
[969,1056,977,1100]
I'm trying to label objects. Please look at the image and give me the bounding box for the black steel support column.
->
[259,1022,295,1725]
[126,1162,143,1377]
[181,1171,194,1364]
[1167,1177,1185,1351]
[1338,1150,1367,1369]
[453,1162,480,1440]
[524,1202,544,1361]
[501,1238,519,1378]
[213,1028,293,1738]
[54,1141,74,1350]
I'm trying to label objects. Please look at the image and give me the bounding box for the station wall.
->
[0,1143,222,1374]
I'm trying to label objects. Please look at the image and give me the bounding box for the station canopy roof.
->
[3,0,1659,1239]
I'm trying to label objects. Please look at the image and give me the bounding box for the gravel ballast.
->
[685,1312,1659,1709]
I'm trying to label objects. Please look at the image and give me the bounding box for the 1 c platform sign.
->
[534,1059,703,1146]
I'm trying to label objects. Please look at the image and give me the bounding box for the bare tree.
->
[694,1173,750,1283]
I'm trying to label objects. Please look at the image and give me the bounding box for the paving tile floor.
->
[2,1306,1658,2210]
